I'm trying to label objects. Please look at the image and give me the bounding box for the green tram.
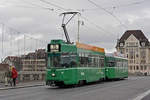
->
[105,54,128,79]
[46,39,128,86]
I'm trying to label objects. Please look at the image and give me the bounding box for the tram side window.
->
[89,55,102,67]
[121,60,124,67]
[119,61,122,67]
[61,53,77,68]
[90,57,97,67]
[100,58,104,67]
[126,61,128,67]
[79,53,104,67]
[80,57,88,67]
[118,60,124,67]
[116,60,119,67]
[108,61,115,67]
[90,55,104,67]
[124,61,128,69]
[121,61,123,67]
[79,53,88,67]
[117,60,121,67]
[93,58,97,67]
[123,61,126,67]
[96,57,99,67]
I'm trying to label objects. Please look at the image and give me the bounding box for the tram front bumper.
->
[46,80,64,86]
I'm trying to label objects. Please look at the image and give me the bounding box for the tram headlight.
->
[52,73,55,77]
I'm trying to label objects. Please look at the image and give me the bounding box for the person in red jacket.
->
[11,67,18,87]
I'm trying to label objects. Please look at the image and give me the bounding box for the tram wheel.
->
[78,80,86,86]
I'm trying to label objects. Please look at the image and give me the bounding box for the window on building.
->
[144,66,147,70]
[136,66,139,70]
[120,43,124,47]
[120,49,124,54]
[129,42,135,46]
[136,48,138,52]
[130,66,132,70]
[130,60,133,64]
[141,66,143,70]
[141,60,146,64]
[129,49,134,59]
[131,54,134,59]
[136,60,139,64]
[140,49,146,59]
[136,54,139,58]
[141,42,145,47]
[136,42,138,46]
[126,48,128,52]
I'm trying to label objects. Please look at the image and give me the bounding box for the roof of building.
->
[24,49,46,59]
[120,30,148,42]
[3,56,21,62]
[116,30,150,47]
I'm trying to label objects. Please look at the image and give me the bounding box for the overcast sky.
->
[0,0,150,60]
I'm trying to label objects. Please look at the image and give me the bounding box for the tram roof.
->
[106,53,127,60]
[76,42,105,53]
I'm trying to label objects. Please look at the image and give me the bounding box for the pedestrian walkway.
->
[0,81,45,90]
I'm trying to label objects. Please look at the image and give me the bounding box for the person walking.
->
[11,66,18,87]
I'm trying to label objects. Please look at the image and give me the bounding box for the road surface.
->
[0,76,150,100]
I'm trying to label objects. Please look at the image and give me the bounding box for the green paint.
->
[46,39,128,86]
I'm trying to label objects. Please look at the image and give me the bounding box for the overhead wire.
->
[79,24,106,44]
[11,5,54,11]
[0,0,147,12]
[81,16,113,35]
[2,0,133,36]
[39,0,67,11]
[3,0,146,45]
[37,0,116,43]
[0,0,54,11]
[21,0,54,11]
[119,0,148,7]
[1,0,147,58]
[87,0,128,29]
[38,0,113,33]
[39,0,100,12]
[0,21,50,59]
[79,17,118,44]
[105,0,148,10]
[39,0,126,37]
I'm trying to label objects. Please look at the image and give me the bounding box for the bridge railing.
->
[0,71,45,83]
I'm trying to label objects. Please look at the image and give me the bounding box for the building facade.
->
[2,56,22,71]
[0,64,9,82]
[22,49,46,72]
[116,30,150,75]
[20,49,46,81]
[2,49,47,81]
